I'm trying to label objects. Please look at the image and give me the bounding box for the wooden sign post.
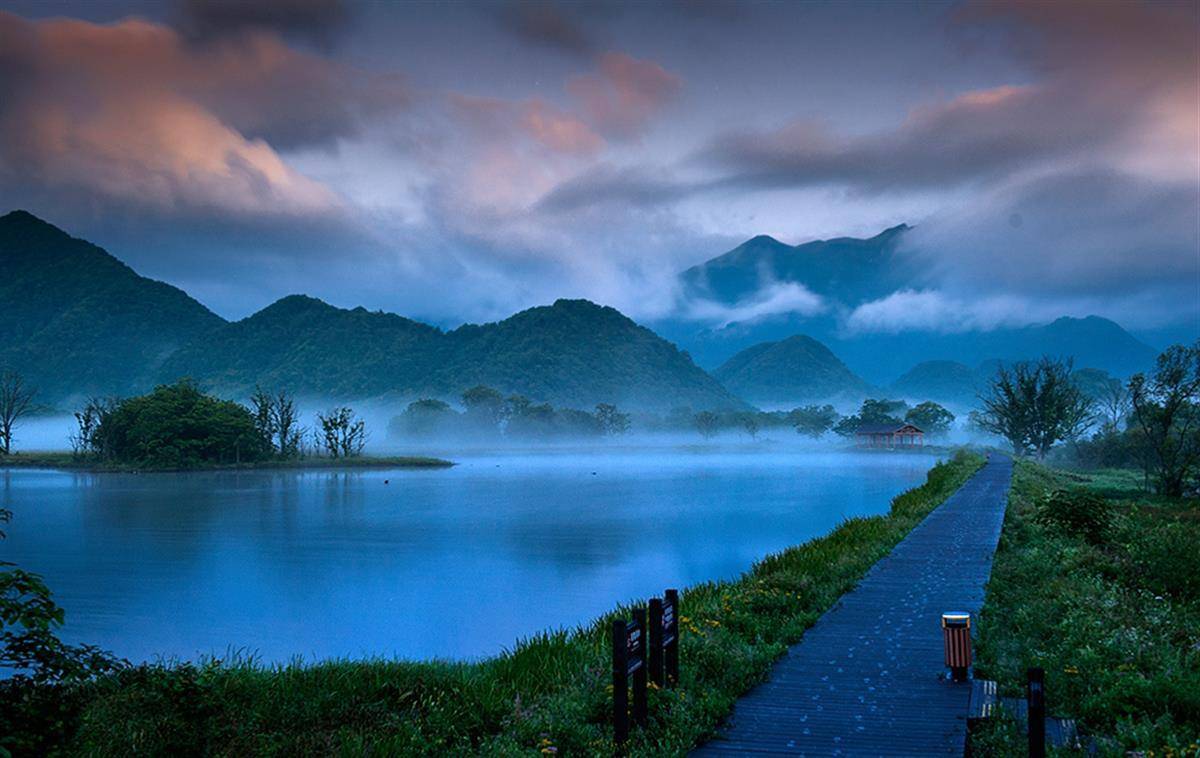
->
[649,589,680,688]
[612,611,648,746]
[664,588,679,686]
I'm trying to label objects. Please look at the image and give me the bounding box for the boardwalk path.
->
[693,454,1012,757]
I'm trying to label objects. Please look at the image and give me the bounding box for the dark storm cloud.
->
[177,0,350,48]
[495,1,595,57]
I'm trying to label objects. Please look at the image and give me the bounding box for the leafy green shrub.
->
[1129,521,1200,599]
[1034,487,1113,543]
[95,380,270,468]
[0,508,125,756]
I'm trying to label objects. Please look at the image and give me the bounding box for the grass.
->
[971,461,1200,757]
[6,450,984,756]
[0,451,454,472]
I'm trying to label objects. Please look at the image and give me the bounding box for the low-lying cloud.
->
[684,282,826,329]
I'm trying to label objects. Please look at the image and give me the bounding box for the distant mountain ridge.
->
[713,335,871,408]
[0,210,740,411]
[680,224,913,307]
[658,226,1161,381]
[165,296,743,411]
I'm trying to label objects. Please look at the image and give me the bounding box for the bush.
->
[1129,520,1200,598]
[1034,488,1113,543]
[95,381,270,468]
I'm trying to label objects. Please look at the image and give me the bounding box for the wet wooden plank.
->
[692,455,1012,757]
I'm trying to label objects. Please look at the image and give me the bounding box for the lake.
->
[1,447,938,664]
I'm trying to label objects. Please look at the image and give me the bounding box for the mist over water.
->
[1,448,938,664]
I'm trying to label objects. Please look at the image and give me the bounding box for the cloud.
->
[177,0,351,48]
[683,281,827,328]
[567,52,681,139]
[0,11,405,219]
[496,2,594,56]
[900,169,1200,300]
[845,289,1043,334]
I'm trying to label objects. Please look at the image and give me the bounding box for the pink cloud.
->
[0,12,406,218]
[567,52,681,139]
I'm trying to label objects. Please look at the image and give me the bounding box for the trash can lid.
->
[941,612,971,627]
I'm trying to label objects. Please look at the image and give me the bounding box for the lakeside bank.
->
[0,451,454,473]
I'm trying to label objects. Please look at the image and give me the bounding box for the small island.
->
[1,380,452,473]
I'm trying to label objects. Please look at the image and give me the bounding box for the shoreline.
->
[0,452,455,473]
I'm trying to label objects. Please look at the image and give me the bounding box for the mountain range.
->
[0,209,1176,413]
[659,225,1162,382]
[0,211,739,411]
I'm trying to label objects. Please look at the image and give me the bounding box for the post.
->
[631,608,648,728]
[664,588,679,686]
[1027,667,1046,758]
[648,598,665,688]
[611,619,629,747]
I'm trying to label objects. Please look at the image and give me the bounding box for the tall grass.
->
[972,460,1200,756]
[19,451,984,756]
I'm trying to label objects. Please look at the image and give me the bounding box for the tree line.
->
[390,385,632,440]
[970,345,1200,497]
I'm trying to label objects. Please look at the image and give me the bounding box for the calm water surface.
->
[1,448,937,663]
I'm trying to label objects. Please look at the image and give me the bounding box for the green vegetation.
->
[29,381,451,471]
[0,210,223,402]
[972,460,1200,755]
[91,381,268,468]
[163,296,742,412]
[905,401,955,436]
[712,335,871,406]
[2,452,983,755]
[976,356,1095,459]
[832,397,908,436]
[389,386,633,440]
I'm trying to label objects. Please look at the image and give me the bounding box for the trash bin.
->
[941,612,972,682]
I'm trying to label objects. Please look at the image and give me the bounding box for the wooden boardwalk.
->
[693,455,1013,757]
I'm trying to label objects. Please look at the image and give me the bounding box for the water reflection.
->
[1,450,937,663]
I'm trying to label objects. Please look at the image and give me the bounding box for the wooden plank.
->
[692,455,1012,757]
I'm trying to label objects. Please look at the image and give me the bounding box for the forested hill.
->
[2,211,743,411]
[0,210,224,400]
[713,335,872,407]
[162,297,744,411]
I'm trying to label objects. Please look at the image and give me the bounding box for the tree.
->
[251,387,303,458]
[317,407,367,458]
[905,401,955,437]
[0,370,36,455]
[461,385,507,432]
[832,398,906,437]
[94,381,269,467]
[789,404,839,438]
[70,397,117,458]
[1096,377,1130,433]
[395,398,456,437]
[694,411,719,439]
[860,398,908,425]
[739,412,760,439]
[594,403,631,436]
[1127,342,1200,497]
[977,357,1094,459]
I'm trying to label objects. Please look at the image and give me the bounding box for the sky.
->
[0,0,1197,337]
